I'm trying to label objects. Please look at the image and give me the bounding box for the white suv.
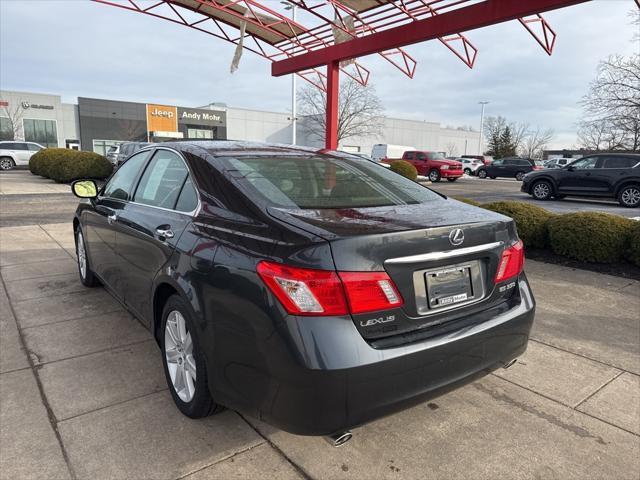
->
[0,141,45,170]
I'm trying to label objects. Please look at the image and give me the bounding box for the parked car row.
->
[477,157,544,181]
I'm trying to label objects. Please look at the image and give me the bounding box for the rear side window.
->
[221,155,441,209]
[602,157,637,169]
[11,143,27,150]
[134,150,189,209]
[27,143,41,152]
[175,178,198,212]
[103,150,151,201]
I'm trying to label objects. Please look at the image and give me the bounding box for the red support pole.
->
[325,61,339,150]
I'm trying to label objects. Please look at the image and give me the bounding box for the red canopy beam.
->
[272,0,591,77]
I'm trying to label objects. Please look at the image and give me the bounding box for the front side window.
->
[134,150,189,209]
[602,157,636,169]
[23,119,57,148]
[102,150,151,201]
[416,153,427,161]
[220,155,442,209]
[492,159,504,166]
[11,143,27,151]
[570,157,599,169]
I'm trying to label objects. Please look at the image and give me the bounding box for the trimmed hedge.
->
[626,221,640,267]
[482,201,554,249]
[29,148,112,183]
[547,212,634,263]
[390,160,418,181]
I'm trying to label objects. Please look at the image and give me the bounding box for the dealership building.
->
[1,90,480,157]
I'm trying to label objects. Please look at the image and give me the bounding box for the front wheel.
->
[447,177,457,182]
[477,169,487,179]
[618,185,640,208]
[161,295,222,418]
[531,180,553,201]
[428,169,441,182]
[463,168,472,176]
[0,157,15,171]
[76,227,99,287]
[515,171,526,181]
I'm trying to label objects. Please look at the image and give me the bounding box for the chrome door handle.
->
[107,213,118,224]
[156,228,174,239]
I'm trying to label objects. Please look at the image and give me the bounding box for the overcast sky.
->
[1,0,638,148]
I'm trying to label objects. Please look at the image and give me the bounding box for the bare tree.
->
[298,78,384,144]
[1,103,25,141]
[577,118,627,151]
[520,127,555,159]
[445,142,458,157]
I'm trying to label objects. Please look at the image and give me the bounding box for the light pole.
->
[478,101,489,155]
[282,1,297,145]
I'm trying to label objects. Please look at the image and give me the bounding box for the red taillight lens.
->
[339,272,404,314]
[494,240,525,283]
[257,261,403,316]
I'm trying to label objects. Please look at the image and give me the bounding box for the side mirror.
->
[71,179,98,199]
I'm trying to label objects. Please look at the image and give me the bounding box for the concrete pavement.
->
[1,171,639,479]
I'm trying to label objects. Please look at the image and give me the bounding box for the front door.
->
[116,149,198,323]
[557,156,602,194]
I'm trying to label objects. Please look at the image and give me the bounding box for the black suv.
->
[521,154,640,208]
[477,157,541,181]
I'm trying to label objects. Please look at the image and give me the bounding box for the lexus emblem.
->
[449,228,464,246]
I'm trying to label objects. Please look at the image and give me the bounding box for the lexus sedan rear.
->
[71,142,535,436]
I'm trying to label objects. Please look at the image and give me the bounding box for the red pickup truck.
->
[393,151,464,182]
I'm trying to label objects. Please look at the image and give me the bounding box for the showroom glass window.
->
[0,117,13,141]
[93,140,124,156]
[102,150,151,201]
[187,128,213,139]
[23,119,57,148]
[134,150,191,210]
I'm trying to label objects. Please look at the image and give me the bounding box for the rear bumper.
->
[255,276,535,435]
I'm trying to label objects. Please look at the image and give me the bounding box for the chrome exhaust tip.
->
[325,431,352,447]
[502,358,518,369]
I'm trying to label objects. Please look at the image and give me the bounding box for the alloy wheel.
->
[76,230,87,279]
[516,172,525,181]
[165,310,196,402]
[478,170,487,178]
[533,182,551,200]
[621,187,640,207]
[429,170,440,182]
[0,158,13,170]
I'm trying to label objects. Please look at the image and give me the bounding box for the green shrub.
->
[482,201,554,249]
[626,221,640,267]
[453,196,481,207]
[29,148,112,182]
[547,212,634,263]
[390,160,418,181]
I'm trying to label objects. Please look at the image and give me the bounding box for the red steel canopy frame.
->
[94,0,599,149]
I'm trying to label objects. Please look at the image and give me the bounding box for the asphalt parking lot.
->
[429,175,640,219]
[1,170,639,480]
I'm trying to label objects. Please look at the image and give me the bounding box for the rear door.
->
[600,156,638,194]
[12,143,30,165]
[116,148,197,322]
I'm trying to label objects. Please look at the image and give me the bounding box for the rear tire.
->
[477,169,487,179]
[618,185,640,208]
[447,177,457,182]
[161,295,223,418]
[0,157,15,171]
[515,171,526,181]
[428,169,441,182]
[75,227,99,287]
[531,180,553,201]
[489,176,497,179]
[463,168,472,176]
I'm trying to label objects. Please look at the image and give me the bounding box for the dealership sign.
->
[22,101,54,110]
[178,107,225,126]
[146,104,178,133]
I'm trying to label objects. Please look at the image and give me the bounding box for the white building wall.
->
[226,107,295,144]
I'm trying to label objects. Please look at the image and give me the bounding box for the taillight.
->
[257,261,403,316]
[339,272,403,314]
[494,240,525,283]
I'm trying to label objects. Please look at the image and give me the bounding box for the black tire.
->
[515,171,526,181]
[531,180,553,201]
[161,294,223,418]
[447,177,457,182]
[618,184,640,208]
[477,169,487,179]
[75,227,99,287]
[463,168,472,176]
[554,194,567,199]
[0,157,15,171]
[428,169,441,182]
[489,176,497,179]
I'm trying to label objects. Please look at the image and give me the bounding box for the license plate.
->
[425,265,474,310]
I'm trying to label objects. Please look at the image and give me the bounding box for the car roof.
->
[158,140,322,158]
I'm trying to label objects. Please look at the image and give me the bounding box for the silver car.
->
[0,141,44,170]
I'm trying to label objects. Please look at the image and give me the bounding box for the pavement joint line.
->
[528,337,636,375]
[490,374,640,438]
[38,223,76,261]
[0,271,78,480]
[25,337,156,368]
[574,371,625,410]
[0,269,81,283]
[56,387,169,424]
[17,304,125,330]
[173,440,268,480]
[237,412,315,480]
[0,365,32,376]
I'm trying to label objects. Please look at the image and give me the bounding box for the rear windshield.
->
[220,155,441,209]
